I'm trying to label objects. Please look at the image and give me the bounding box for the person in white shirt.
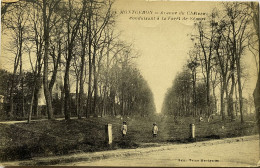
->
[121,121,127,137]
[152,123,158,137]
[199,116,204,122]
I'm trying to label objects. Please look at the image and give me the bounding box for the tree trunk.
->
[228,74,235,121]
[103,36,110,117]
[110,90,115,116]
[75,76,79,117]
[192,70,197,117]
[86,75,92,118]
[86,8,92,118]
[64,60,71,120]
[92,48,98,117]
[9,72,17,118]
[253,57,260,159]
[43,53,54,119]
[33,75,42,117]
[250,3,260,163]
[28,82,36,123]
[42,0,53,119]
[102,87,107,117]
[78,46,85,119]
[49,41,62,100]
[33,87,39,117]
[206,72,210,117]
[212,80,217,115]
[236,58,244,123]
[224,79,229,117]
[19,47,25,117]
[235,83,239,116]
[60,86,64,115]
[220,80,225,120]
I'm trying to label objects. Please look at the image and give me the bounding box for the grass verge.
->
[0,115,258,162]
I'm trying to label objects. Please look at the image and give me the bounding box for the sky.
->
[113,0,259,113]
[113,0,213,113]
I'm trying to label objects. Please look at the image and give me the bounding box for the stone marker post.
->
[190,123,195,139]
[105,124,113,145]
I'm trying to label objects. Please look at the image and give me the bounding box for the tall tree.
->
[63,0,86,120]
[250,2,260,151]
[224,2,251,123]
[188,44,200,116]
[195,11,218,117]
[42,0,63,119]
[2,1,29,118]
[85,0,114,117]
[29,2,44,117]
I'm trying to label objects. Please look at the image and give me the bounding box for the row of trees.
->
[161,67,214,117]
[1,0,156,121]
[162,2,259,123]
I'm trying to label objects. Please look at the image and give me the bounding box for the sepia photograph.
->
[0,0,259,166]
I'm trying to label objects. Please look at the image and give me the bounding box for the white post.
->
[190,124,195,139]
[105,124,113,145]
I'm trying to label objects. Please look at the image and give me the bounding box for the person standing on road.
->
[121,121,127,137]
[199,116,204,122]
[152,123,158,137]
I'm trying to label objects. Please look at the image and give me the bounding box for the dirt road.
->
[63,136,259,167]
[1,134,259,167]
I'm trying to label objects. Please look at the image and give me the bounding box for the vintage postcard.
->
[0,0,259,167]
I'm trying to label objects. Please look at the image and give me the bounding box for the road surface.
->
[62,137,259,167]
